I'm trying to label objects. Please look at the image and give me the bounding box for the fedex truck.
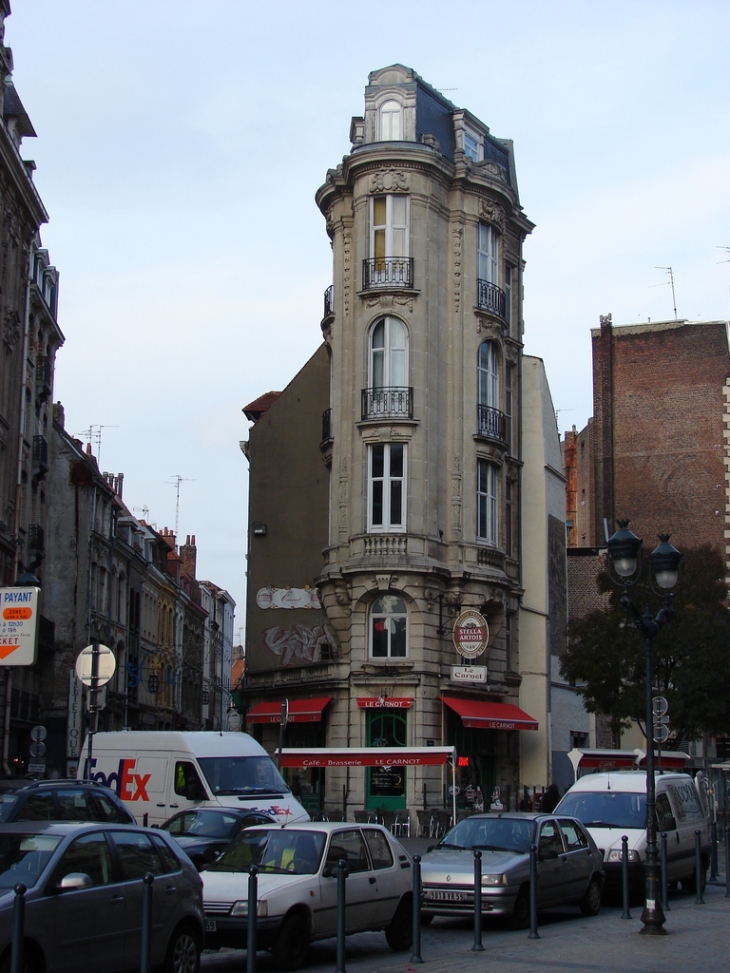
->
[78,731,309,827]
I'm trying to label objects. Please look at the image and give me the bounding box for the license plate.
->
[426,890,467,902]
[205,920,217,932]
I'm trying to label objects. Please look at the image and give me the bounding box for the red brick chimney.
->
[180,534,197,580]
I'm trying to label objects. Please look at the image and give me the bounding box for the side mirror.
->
[57,872,93,892]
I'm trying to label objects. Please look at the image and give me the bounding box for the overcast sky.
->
[7,1,729,631]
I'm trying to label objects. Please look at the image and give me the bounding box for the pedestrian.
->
[540,783,560,812]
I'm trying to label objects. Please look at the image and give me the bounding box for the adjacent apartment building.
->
[240,65,552,817]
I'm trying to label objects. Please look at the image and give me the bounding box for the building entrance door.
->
[366,711,406,811]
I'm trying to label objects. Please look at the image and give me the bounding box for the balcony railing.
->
[28,523,45,552]
[323,285,334,317]
[362,387,413,420]
[321,408,332,445]
[32,435,48,471]
[362,257,414,290]
[477,278,506,318]
[364,535,407,556]
[477,405,507,444]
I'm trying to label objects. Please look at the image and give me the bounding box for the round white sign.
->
[75,644,116,687]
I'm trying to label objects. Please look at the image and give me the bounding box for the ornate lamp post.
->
[605,520,682,936]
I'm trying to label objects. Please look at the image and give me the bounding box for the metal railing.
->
[362,257,414,289]
[362,387,413,420]
[477,278,506,318]
[324,284,334,317]
[477,404,507,443]
[28,524,44,552]
[32,435,48,470]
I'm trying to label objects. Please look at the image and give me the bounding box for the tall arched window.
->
[380,100,402,141]
[370,594,408,658]
[364,317,410,419]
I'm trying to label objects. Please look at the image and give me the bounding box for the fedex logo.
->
[84,758,150,801]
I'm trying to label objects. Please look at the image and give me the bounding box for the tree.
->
[560,545,730,747]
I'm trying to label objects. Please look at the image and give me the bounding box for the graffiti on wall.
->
[263,623,339,667]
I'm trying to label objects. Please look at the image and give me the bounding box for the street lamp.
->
[606,520,682,936]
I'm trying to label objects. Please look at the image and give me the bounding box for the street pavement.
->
[201,838,730,973]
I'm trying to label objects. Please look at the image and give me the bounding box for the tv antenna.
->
[167,475,196,539]
[654,266,677,319]
[133,505,150,522]
[73,424,118,467]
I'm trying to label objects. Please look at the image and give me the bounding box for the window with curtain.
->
[477,459,498,546]
[370,594,408,658]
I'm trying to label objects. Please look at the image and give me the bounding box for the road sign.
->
[0,586,40,666]
[30,725,46,743]
[653,723,670,744]
[652,695,669,718]
[29,741,46,758]
[75,644,116,687]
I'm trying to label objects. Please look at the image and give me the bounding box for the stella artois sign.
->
[452,609,489,660]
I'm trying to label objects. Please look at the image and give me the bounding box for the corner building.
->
[243,66,536,816]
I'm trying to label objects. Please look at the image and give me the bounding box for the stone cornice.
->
[0,124,47,233]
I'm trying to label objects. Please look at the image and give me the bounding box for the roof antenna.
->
[167,475,196,542]
[654,266,677,320]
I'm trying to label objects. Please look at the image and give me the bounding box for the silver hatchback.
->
[420,812,604,928]
[0,821,204,973]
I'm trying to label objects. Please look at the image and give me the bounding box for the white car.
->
[202,821,413,970]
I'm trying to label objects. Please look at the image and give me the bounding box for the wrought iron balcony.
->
[362,257,414,290]
[361,387,413,420]
[323,285,334,317]
[477,278,506,318]
[477,405,507,444]
[321,408,332,445]
[36,356,52,401]
[28,524,45,552]
[32,435,48,469]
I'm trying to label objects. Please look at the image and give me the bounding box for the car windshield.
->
[0,794,20,823]
[0,834,61,888]
[206,828,325,875]
[558,791,646,829]
[197,757,290,797]
[438,817,533,854]
[164,810,241,839]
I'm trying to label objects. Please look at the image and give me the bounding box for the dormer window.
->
[380,100,402,141]
[463,128,480,161]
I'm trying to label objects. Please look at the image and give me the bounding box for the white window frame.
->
[478,222,498,285]
[370,195,409,260]
[368,443,406,533]
[463,126,482,161]
[478,340,499,409]
[369,316,408,389]
[369,594,408,659]
[379,99,402,141]
[477,459,498,546]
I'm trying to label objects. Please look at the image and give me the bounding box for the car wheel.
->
[164,924,201,973]
[579,876,602,916]
[0,944,42,973]
[385,895,413,951]
[511,886,530,930]
[272,913,310,971]
[420,913,435,926]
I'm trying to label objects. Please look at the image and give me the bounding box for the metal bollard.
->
[410,855,424,964]
[694,830,705,904]
[335,859,348,973]
[140,872,154,973]
[142,812,149,827]
[660,832,670,912]
[472,850,484,951]
[725,827,730,898]
[10,883,26,973]
[710,821,718,881]
[528,844,539,940]
[247,864,258,973]
[621,835,631,919]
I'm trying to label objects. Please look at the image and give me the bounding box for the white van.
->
[556,771,710,895]
[78,731,309,827]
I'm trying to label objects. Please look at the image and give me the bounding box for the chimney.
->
[160,527,176,551]
[53,401,65,428]
[180,534,197,580]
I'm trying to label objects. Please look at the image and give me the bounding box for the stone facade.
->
[242,66,542,816]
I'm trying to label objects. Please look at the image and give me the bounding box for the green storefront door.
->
[366,711,407,812]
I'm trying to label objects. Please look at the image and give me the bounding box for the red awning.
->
[246,697,332,724]
[439,696,538,731]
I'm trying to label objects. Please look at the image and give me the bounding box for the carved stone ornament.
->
[420,133,441,153]
[343,231,352,319]
[476,313,504,337]
[364,294,414,313]
[320,319,332,341]
[480,199,506,232]
[370,169,410,193]
[453,225,463,313]
[2,309,20,352]
[375,574,393,591]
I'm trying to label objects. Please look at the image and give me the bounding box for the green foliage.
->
[560,546,730,746]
